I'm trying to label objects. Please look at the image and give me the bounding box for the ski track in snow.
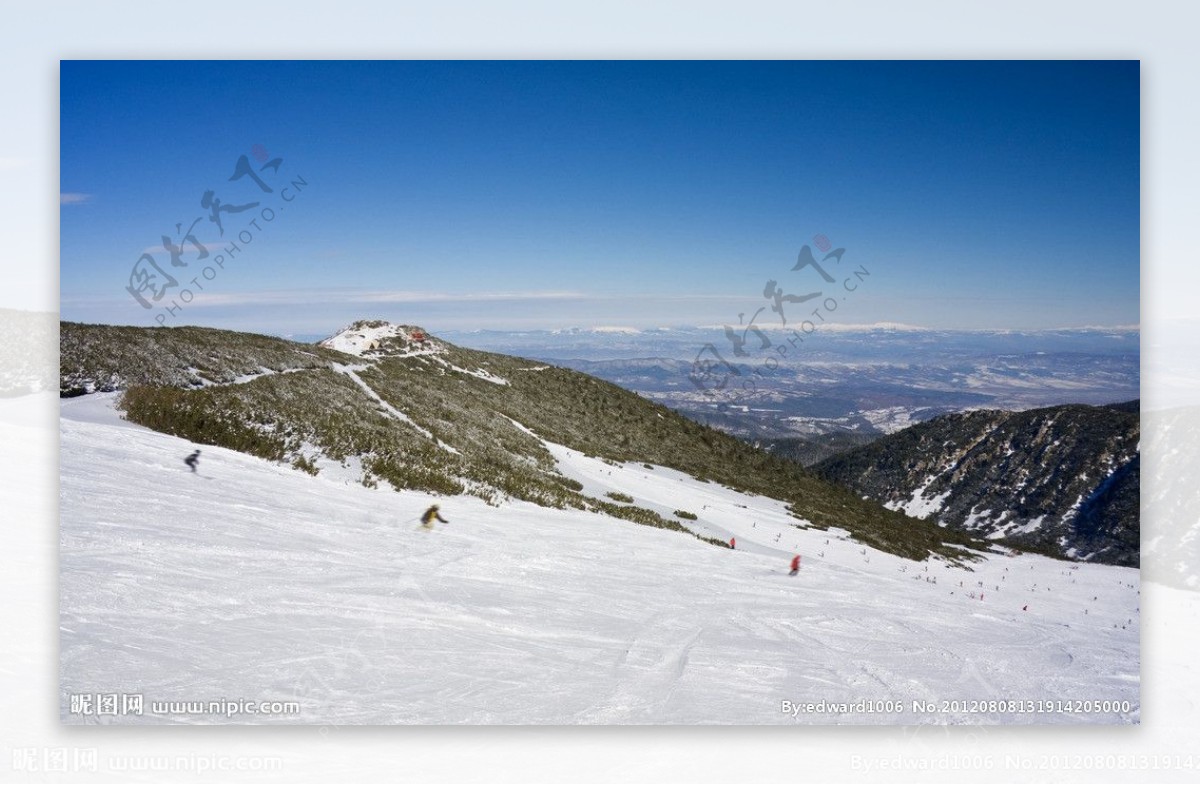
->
[427,355,510,386]
[59,394,1140,725]
[331,364,460,455]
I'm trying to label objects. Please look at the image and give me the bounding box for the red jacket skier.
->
[789,555,800,576]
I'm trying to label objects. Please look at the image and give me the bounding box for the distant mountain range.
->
[441,325,1140,450]
[812,402,1140,566]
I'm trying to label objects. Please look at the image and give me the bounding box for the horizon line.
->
[50,314,1142,336]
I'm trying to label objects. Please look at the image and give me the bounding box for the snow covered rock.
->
[319,319,440,359]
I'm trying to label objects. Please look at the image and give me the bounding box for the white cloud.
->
[149,288,591,308]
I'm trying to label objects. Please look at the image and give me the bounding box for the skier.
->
[184,449,201,473]
[789,555,800,576]
[420,504,449,530]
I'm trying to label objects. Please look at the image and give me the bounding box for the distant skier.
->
[789,555,800,576]
[184,450,201,473]
[420,504,448,530]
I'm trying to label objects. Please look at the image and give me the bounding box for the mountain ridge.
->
[60,319,990,562]
[812,402,1140,566]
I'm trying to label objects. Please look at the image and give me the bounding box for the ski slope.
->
[60,394,1140,724]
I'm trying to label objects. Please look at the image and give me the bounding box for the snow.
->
[552,326,641,335]
[963,506,996,531]
[542,437,811,557]
[320,323,408,356]
[884,475,952,520]
[859,406,923,434]
[182,366,214,386]
[1061,493,1087,523]
[587,326,641,334]
[320,323,509,388]
[59,395,1140,725]
[229,366,310,385]
[428,355,510,386]
[319,322,440,359]
[988,515,1050,540]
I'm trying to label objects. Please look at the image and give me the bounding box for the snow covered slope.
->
[60,394,1140,725]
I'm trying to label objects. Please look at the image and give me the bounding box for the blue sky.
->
[60,60,1139,336]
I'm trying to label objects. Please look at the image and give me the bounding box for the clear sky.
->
[60,60,1139,336]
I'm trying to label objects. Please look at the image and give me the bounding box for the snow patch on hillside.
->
[230,366,311,385]
[860,406,924,434]
[987,515,1050,540]
[885,475,952,520]
[429,355,509,386]
[960,506,998,532]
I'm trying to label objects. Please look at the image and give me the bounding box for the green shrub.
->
[696,534,733,548]
[551,474,584,492]
[591,500,686,532]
